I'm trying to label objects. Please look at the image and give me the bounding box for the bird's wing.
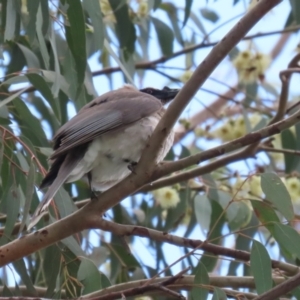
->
[51,90,162,159]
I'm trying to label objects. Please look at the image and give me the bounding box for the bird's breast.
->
[67,112,174,191]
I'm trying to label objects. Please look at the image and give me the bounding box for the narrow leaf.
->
[289,0,300,24]
[272,223,300,260]
[26,0,40,42]
[4,0,16,41]
[19,159,35,232]
[183,0,193,27]
[194,194,211,232]
[108,0,136,55]
[151,17,174,56]
[0,185,20,245]
[16,43,41,68]
[78,258,111,294]
[200,8,219,23]
[65,0,86,86]
[191,261,209,300]
[261,173,294,221]
[0,87,28,108]
[36,2,50,69]
[250,241,272,294]
[13,259,36,295]
[83,0,104,50]
[212,287,227,300]
[43,245,61,297]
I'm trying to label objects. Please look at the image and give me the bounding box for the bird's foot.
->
[90,190,101,201]
[127,161,138,174]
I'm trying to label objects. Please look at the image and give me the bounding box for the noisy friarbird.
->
[30,85,179,227]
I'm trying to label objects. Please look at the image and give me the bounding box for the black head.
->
[140,86,179,104]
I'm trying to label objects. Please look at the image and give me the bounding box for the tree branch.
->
[0,0,281,267]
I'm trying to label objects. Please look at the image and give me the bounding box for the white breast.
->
[67,112,174,191]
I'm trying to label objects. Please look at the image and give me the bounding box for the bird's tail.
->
[28,154,82,230]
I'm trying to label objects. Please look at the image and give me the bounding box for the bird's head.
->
[140,86,179,104]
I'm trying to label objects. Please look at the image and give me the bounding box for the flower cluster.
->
[211,113,262,142]
[99,0,116,23]
[232,50,271,83]
[231,175,263,201]
[136,1,148,18]
[180,70,194,83]
[285,177,300,205]
[152,187,180,209]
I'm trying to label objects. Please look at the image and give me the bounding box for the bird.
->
[30,85,179,228]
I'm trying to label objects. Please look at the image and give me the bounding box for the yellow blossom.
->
[285,177,300,204]
[269,134,284,165]
[248,0,260,11]
[180,70,193,83]
[137,1,148,17]
[232,50,271,84]
[249,175,263,199]
[181,207,192,226]
[99,0,116,23]
[152,187,180,209]
[232,177,250,200]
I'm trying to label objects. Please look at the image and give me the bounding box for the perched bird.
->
[30,85,179,227]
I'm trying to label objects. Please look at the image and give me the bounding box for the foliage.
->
[0,0,300,299]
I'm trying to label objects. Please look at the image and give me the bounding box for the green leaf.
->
[191,261,209,300]
[251,200,280,229]
[260,81,279,97]
[151,17,174,56]
[261,173,294,221]
[19,159,35,232]
[4,0,16,41]
[194,194,211,232]
[271,223,300,260]
[104,39,135,86]
[65,0,87,87]
[153,0,162,10]
[183,0,193,27]
[289,0,300,24]
[42,70,70,96]
[60,247,82,298]
[83,0,104,51]
[26,73,60,118]
[16,43,41,68]
[54,187,78,219]
[161,3,183,45]
[189,11,207,35]
[200,8,219,23]
[212,287,227,300]
[78,258,111,294]
[108,0,136,55]
[43,245,61,297]
[0,87,29,109]
[244,82,258,105]
[281,129,297,173]
[0,185,20,244]
[26,0,40,42]
[250,241,272,294]
[12,99,49,146]
[36,3,50,69]
[40,0,49,35]
[13,259,36,295]
[49,27,61,98]
[1,285,14,297]
[218,190,252,230]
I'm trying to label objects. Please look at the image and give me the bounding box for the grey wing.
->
[51,92,162,159]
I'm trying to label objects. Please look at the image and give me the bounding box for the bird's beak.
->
[140,86,180,104]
